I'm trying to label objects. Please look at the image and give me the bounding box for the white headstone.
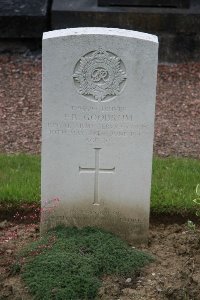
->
[41,27,158,243]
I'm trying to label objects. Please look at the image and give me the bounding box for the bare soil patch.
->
[0,221,200,300]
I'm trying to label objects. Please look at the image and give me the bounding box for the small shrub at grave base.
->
[193,184,200,217]
[11,197,60,223]
[186,184,200,230]
[18,226,153,300]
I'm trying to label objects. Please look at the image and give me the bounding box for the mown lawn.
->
[0,154,40,205]
[0,154,199,214]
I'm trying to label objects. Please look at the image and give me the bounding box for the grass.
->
[2,155,199,298]
[0,153,200,214]
[14,226,153,300]
[0,153,40,205]
[152,157,200,214]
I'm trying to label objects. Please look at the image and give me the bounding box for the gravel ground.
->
[0,54,199,158]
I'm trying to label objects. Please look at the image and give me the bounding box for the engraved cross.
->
[79,148,115,205]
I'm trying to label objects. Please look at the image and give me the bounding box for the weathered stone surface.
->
[98,0,190,8]
[51,0,200,62]
[0,0,49,38]
[41,28,158,243]
[52,0,199,34]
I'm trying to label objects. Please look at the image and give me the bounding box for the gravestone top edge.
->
[43,27,158,43]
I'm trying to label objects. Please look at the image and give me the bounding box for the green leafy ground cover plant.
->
[0,154,200,214]
[193,184,200,216]
[15,226,153,300]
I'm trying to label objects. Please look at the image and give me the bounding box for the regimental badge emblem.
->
[73,48,127,102]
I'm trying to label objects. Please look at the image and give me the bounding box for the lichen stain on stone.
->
[40,199,149,244]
